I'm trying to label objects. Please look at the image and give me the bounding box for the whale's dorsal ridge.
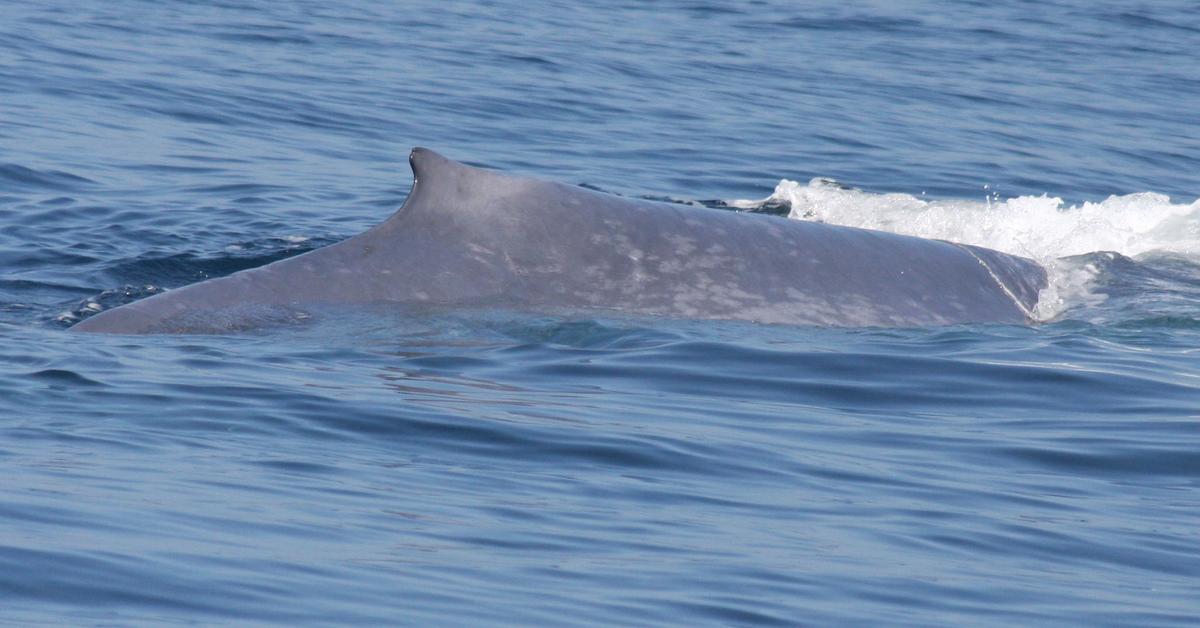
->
[72,149,1048,333]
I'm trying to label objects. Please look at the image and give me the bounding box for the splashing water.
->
[730,179,1200,320]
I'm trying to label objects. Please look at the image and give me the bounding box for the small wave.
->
[57,236,338,327]
[104,235,336,287]
[59,284,166,326]
[0,164,96,191]
[26,369,106,387]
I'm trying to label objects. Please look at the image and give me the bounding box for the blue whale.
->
[73,148,1045,333]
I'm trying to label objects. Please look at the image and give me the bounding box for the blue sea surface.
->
[2,0,1199,624]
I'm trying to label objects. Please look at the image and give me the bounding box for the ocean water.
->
[2,0,1199,624]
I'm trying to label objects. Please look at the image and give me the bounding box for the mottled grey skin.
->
[74,148,1046,334]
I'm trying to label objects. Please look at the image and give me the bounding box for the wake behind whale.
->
[73,149,1046,334]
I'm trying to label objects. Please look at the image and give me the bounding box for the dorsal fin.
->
[408,147,456,185]
[382,148,489,226]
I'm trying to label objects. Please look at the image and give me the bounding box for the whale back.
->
[73,148,1046,333]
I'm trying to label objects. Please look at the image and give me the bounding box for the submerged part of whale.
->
[73,148,1046,334]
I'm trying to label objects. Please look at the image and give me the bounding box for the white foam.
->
[1030,256,1112,321]
[730,179,1200,320]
